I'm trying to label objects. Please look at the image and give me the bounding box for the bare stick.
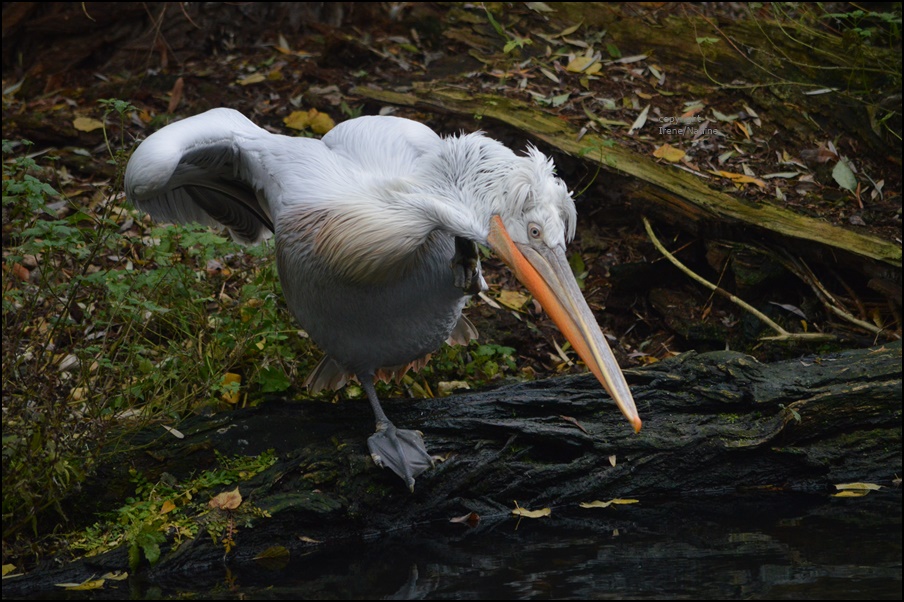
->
[642,217,834,342]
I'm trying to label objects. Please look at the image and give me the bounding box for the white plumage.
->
[125,108,640,490]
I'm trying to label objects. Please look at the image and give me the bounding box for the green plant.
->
[70,450,275,568]
[2,100,309,551]
[484,5,532,53]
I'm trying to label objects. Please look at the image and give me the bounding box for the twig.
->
[777,252,895,340]
[642,217,834,342]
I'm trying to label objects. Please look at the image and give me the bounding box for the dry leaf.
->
[55,578,105,591]
[579,498,639,509]
[221,372,242,405]
[653,144,686,162]
[209,486,242,510]
[284,109,335,134]
[559,415,588,434]
[162,424,184,439]
[73,116,104,132]
[237,72,267,86]
[101,571,128,581]
[565,56,601,74]
[558,21,583,37]
[834,482,882,491]
[497,289,531,311]
[832,159,857,191]
[833,490,869,498]
[9,262,29,281]
[438,380,470,396]
[160,499,176,514]
[628,105,650,135]
[512,501,551,518]
[167,77,184,113]
[710,170,767,188]
[450,512,481,527]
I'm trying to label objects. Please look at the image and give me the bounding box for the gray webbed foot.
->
[368,422,435,491]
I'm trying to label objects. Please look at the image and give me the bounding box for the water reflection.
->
[182,491,900,600]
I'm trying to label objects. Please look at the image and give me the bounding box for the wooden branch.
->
[642,216,835,342]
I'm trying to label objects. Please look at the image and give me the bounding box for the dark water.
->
[154,490,901,600]
[12,490,901,600]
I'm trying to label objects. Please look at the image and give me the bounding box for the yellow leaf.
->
[653,143,686,162]
[284,108,335,134]
[2,564,18,577]
[221,372,242,404]
[709,170,767,188]
[309,111,335,135]
[834,482,882,492]
[209,486,242,510]
[580,500,614,508]
[512,501,551,518]
[284,110,311,130]
[580,498,639,509]
[237,72,267,86]
[565,56,601,74]
[73,116,104,132]
[834,482,882,490]
[160,499,176,514]
[833,490,869,498]
[497,289,531,311]
[56,579,105,591]
[558,21,583,37]
[101,571,128,581]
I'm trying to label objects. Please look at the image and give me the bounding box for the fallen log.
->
[4,341,899,597]
[351,85,901,279]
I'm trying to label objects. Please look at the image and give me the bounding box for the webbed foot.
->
[367,422,435,491]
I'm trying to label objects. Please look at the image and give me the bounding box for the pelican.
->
[124,107,641,490]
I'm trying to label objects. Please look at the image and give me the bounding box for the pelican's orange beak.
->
[487,215,641,433]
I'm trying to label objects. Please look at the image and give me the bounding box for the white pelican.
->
[125,108,641,490]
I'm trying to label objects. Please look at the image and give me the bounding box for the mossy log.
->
[5,342,900,596]
[352,85,901,284]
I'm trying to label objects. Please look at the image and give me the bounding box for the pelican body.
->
[125,108,641,489]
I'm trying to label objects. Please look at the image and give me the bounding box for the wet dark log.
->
[4,342,900,597]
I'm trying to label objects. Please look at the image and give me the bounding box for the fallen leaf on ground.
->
[73,116,104,132]
[579,498,639,509]
[450,512,481,527]
[653,143,686,162]
[209,487,242,510]
[512,501,551,518]
[55,578,105,591]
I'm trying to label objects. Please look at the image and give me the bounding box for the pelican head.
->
[481,147,642,433]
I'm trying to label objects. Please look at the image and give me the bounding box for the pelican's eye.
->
[528,223,542,240]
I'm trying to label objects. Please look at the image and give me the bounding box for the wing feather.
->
[125,108,275,243]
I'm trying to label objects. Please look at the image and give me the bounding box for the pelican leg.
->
[361,377,434,491]
[450,236,487,294]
